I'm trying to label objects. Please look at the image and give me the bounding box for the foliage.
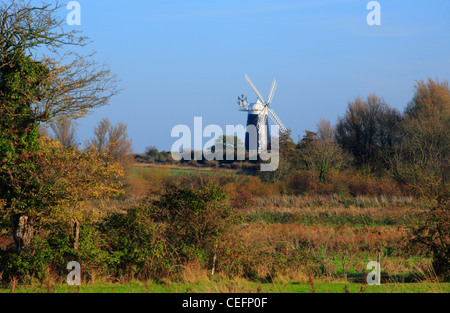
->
[258,129,297,183]
[393,79,450,184]
[230,191,256,210]
[0,0,118,122]
[85,118,133,166]
[335,94,403,173]
[99,206,173,280]
[409,185,450,281]
[0,0,119,253]
[50,118,79,148]
[208,135,246,162]
[150,184,237,264]
[295,121,351,183]
[1,136,124,226]
[1,4,448,285]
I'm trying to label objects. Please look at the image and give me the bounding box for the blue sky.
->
[60,0,450,153]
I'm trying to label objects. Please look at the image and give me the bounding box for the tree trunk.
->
[73,220,80,250]
[11,214,33,253]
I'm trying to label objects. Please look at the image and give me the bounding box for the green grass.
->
[245,208,420,227]
[3,281,449,293]
[133,164,216,176]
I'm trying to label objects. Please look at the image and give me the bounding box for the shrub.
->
[231,191,256,210]
[409,188,450,281]
[0,222,107,284]
[150,184,237,265]
[288,170,320,195]
[328,170,404,197]
[242,175,280,197]
[100,206,173,281]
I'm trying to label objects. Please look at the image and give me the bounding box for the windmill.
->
[238,74,287,156]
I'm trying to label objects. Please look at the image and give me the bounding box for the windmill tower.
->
[237,74,287,157]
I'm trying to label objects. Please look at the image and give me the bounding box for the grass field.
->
[2,280,449,293]
[2,165,447,294]
[134,163,217,176]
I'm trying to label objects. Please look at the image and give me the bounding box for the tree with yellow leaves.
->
[0,1,119,253]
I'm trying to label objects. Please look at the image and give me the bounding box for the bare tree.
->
[0,0,119,124]
[397,78,450,182]
[335,94,403,173]
[50,118,78,148]
[108,121,133,161]
[86,117,111,153]
[38,124,50,137]
[317,118,334,142]
[86,118,133,163]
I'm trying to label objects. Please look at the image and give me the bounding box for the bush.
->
[0,222,108,284]
[100,206,173,281]
[151,184,237,265]
[242,175,280,197]
[288,170,320,195]
[332,171,404,197]
[409,188,450,281]
[231,191,256,210]
[285,170,405,197]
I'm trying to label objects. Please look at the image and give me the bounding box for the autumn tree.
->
[396,79,450,184]
[296,119,350,183]
[50,117,79,148]
[0,137,124,252]
[399,79,450,281]
[150,184,236,263]
[108,121,133,163]
[335,94,403,173]
[0,1,118,121]
[0,1,118,252]
[86,118,133,165]
[258,129,297,182]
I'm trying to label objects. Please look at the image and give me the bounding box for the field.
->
[3,282,450,294]
[126,167,441,288]
[0,165,446,294]
[1,0,449,300]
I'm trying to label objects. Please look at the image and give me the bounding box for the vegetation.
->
[0,0,449,293]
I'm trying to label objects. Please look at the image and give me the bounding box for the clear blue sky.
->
[61,0,450,153]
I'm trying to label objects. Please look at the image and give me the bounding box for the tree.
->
[108,121,133,163]
[335,94,403,173]
[50,117,79,148]
[258,129,297,183]
[145,145,159,157]
[209,135,245,161]
[86,118,133,164]
[0,0,118,252]
[0,136,124,252]
[402,79,450,281]
[86,118,111,153]
[150,184,236,263]
[409,183,449,281]
[0,1,118,122]
[296,120,351,183]
[399,79,450,183]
